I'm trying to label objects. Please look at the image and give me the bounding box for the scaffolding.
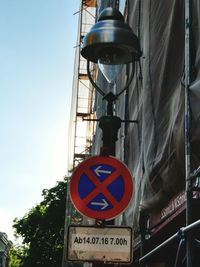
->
[68,0,97,172]
[62,2,97,267]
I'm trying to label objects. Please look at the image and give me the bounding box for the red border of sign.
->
[70,156,134,220]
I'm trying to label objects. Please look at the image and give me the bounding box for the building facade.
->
[0,232,12,267]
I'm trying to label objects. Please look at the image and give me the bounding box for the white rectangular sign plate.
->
[67,225,133,263]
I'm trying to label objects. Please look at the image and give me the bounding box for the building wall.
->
[0,233,12,267]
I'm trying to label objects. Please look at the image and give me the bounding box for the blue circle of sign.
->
[78,163,125,212]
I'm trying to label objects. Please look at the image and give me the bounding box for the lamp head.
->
[81,7,141,64]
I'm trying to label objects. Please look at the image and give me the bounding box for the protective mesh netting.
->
[94,0,200,229]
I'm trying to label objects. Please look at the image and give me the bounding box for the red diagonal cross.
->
[82,166,122,207]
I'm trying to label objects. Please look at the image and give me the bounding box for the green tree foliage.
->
[12,181,67,267]
[9,245,28,267]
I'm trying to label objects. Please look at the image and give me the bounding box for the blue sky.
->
[0,0,80,242]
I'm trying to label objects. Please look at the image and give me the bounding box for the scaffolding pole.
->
[139,220,200,264]
[62,1,97,267]
[184,0,193,266]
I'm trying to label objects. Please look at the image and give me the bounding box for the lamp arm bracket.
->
[121,119,138,123]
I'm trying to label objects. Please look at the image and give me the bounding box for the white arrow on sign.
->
[91,199,109,210]
[94,166,112,177]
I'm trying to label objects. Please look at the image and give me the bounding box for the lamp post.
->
[81,6,141,157]
[80,7,141,266]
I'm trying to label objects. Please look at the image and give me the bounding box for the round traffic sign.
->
[70,156,134,220]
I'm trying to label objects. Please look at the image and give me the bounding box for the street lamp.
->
[81,7,141,156]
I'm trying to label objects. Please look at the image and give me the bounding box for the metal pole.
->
[62,180,72,267]
[139,231,180,264]
[139,220,200,264]
[184,0,193,266]
[92,104,121,267]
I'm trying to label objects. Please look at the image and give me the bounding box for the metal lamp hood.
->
[81,7,141,64]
